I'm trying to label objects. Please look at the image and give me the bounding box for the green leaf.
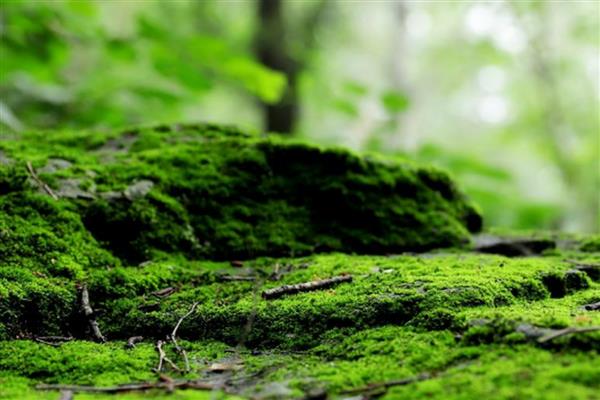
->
[381,90,410,113]
[343,81,368,96]
[332,98,359,117]
[222,58,287,104]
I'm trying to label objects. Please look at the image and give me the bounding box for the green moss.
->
[384,346,599,400]
[579,235,600,252]
[87,253,597,348]
[1,123,599,399]
[1,123,480,264]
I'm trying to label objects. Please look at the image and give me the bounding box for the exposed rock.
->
[39,158,72,174]
[474,234,555,256]
[55,178,96,199]
[580,301,600,311]
[124,179,154,201]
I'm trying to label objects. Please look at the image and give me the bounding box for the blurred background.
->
[0,0,598,233]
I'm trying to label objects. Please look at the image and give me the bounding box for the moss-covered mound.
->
[1,124,598,400]
[1,123,480,265]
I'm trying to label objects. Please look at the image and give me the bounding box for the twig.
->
[538,326,600,343]
[34,339,62,347]
[158,373,175,393]
[26,161,59,200]
[36,380,216,394]
[81,285,105,342]
[170,302,199,372]
[126,336,144,349]
[34,336,73,347]
[151,287,176,298]
[262,275,352,300]
[218,275,256,282]
[154,340,181,373]
[34,335,73,347]
[340,372,432,395]
[36,336,74,341]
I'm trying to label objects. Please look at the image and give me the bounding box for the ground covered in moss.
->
[1,124,598,399]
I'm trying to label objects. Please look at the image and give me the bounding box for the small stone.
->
[39,158,72,173]
[124,180,154,201]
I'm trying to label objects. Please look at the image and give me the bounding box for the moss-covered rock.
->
[1,123,598,399]
[1,123,480,264]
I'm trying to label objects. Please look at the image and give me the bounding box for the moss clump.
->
[0,188,117,338]
[579,235,600,252]
[1,123,480,264]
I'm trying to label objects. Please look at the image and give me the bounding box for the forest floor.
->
[1,125,598,399]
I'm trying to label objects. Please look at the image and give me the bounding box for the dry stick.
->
[170,302,199,372]
[152,287,176,298]
[126,336,144,349]
[26,161,59,200]
[262,274,352,300]
[340,372,433,395]
[36,336,74,341]
[538,326,600,343]
[36,380,216,394]
[218,275,256,282]
[34,336,73,346]
[34,339,62,347]
[154,340,181,373]
[81,285,105,343]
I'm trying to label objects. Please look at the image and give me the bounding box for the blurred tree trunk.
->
[255,0,299,134]
[254,0,327,134]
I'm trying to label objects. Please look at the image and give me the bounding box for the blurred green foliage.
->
[0,0,285,129]
[0,0,598,233]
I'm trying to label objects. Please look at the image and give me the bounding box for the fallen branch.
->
[36,380,216,394]
[154,340,181,373]
[170,302,199,372]
[538,326,600,343]
[26,161,59,200]
[126,336,144,349]
[340,372,432,395]
[262,275,352,300]
[34,336,73,347]
[81,285,105,342]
